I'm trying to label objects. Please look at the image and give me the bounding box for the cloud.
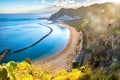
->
[54,0,113,8]
[68,0,75,4]
[54,0,77,8]
[41,0,46,3]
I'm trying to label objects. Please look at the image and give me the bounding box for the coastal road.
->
[14,23,53,53]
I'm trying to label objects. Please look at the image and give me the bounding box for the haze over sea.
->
[0,14,70,63]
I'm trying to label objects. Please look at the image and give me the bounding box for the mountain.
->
[50,2,120,68]
[50,2,120,22]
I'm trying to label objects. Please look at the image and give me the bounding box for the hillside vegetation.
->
[0,61,120,80]
[50,2,120,79]
[50,2,120,66]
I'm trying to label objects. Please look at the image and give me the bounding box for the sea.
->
[0,13,70,63]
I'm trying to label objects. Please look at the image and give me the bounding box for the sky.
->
[0,0,54,13]
[0,0,120,13]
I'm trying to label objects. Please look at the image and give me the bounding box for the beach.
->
[33,23,80,71]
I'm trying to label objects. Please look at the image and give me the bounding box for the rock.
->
[0,49,11,61]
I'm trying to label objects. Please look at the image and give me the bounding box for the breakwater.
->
[0,49,11,61]
[14,23,53,53]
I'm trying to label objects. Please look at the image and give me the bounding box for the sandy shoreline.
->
[33,23,80,71]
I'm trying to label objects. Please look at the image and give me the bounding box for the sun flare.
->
[111,0,120,3]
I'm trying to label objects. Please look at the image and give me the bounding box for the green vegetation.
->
[0,61,52,80]
[65,10,120,79]
[67,14,120,65]
[72,62,79,68]
[0,61,120,80]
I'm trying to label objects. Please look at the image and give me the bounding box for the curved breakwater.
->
[14,23,53,53]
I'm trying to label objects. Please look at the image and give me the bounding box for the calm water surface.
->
[0,14,70,63]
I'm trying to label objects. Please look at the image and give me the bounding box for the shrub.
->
[79,74,90,80]
[111,62,120,72]
[72,62,79,68]
[0,61,120,80]
[107,73,119,80]
[0,61,52,80]
[0,67,10,80]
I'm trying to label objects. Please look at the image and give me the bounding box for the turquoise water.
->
[0,14,70,63]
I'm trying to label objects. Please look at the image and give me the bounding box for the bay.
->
[0,14,70,63]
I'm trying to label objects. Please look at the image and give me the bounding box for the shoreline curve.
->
[33,23,80,71]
